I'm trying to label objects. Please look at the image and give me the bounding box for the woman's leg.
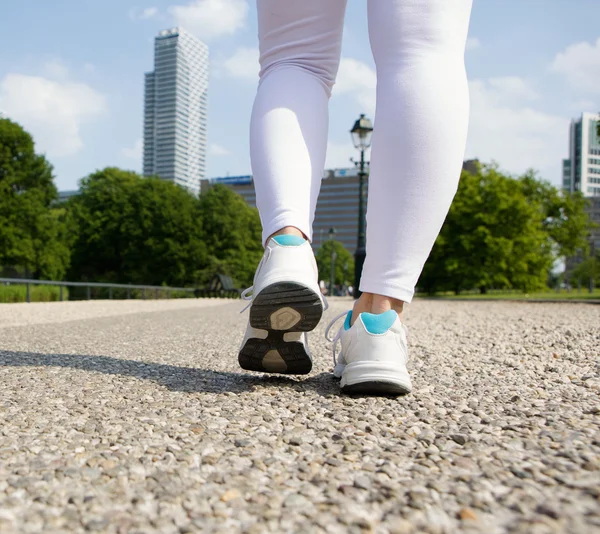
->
[354,0,472,318]
[251,0,347,246]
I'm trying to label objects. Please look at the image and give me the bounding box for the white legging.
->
[250,0,473,303]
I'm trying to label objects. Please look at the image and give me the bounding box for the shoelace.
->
[324,310,351,367]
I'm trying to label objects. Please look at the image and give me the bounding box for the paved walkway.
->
[0,299,598,533]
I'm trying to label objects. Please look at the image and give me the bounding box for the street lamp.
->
[329,228,337,296]
[350,114,373,299]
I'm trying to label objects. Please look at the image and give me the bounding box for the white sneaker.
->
[326,309,412,395]
[238,235,325,375]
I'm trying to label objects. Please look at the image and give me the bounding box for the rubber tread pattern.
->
[249,282,323,332]
[238,333,312,375]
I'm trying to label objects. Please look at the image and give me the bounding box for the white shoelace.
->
[324,310,350,367]
[239,286,254,313]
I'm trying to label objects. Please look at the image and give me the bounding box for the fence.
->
[0,277,240,303]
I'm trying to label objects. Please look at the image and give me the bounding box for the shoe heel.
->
[238,333,312,375]
[249,282,323,332]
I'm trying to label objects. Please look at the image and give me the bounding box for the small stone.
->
[100,460,117,471]
[326,458,341,466]
[85,519,109,531]
[387,518,416,534]
[287,435,304,446]
[220,489,241,502]
[354,475,371,490]
[583,461,598,471]
[450,434,467,445]
[458,508,478,521]
[535,503,560,519]
[283,494,309,508]
[234,439,251,447]
[190,427,204,435]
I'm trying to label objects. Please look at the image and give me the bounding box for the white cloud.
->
[550,38,600,94]
[466,77,567,183]
[333,58,376,114]
[0,73,107,157]
[209,143,230,156]
[43,59,69,80]
[141,7,158,19]
[223,47,259,81]
[168,0,248,40]
[486,76,539,103]
[129,6,161,21]
[122,138,143,160]
[466,37,481,51]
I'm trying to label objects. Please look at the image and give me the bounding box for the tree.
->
[570,252,599,288]
[518,171,591,258]
[419,164,559,294]
[0,118,70,279]
[67,168,206,286]
[197,184,263,287]
[315,240,354,287]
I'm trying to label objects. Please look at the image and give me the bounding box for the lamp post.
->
[329,228,337,296]
[350,114,373,299]
[590,238,596,294]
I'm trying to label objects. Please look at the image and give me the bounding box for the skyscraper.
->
[562,112,600,197]
[143,28,209,195]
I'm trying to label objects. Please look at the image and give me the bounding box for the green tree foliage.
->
[68,168,206,286]
[419,163,591,295]
[570,252,599,287]
[197,184,263,287]
[519,171,591,257]
[315,240,355,286]
[0,118,70,279]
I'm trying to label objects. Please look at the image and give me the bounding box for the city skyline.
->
[0,0,599,192]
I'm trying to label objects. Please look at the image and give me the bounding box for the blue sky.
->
[0,0,599,192]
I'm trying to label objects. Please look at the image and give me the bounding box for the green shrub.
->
[0,284,68,303]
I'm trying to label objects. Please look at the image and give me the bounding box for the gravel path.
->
[0,298,598,533]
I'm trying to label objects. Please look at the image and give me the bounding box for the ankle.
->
[268,226,307,242]
[351,292,404,325]
[371,294,404,317]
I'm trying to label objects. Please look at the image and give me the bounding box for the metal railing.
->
[0,278,239,303]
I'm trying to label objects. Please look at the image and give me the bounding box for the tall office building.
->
[143,28,209,195]
[562,112,600,277]
[562,112,600,197]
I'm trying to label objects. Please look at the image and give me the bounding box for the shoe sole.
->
[238,282,323,375]
[340,362,412,396]
[341,381,411,396]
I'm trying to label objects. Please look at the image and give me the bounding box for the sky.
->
[0,0,599,192]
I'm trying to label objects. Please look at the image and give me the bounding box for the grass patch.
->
[0,284,68,303]
[418,289,600,301]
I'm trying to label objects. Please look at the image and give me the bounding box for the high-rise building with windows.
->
[143,28,209,195]
[562,112,600,278]
[562,112,600,197]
